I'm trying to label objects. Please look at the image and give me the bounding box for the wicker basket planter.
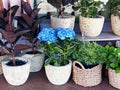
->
[45,60,72,85]
[73,61,102,87]
[108,68,120,89]
[111,14,120,36]
[79,15,105,37]
[51,15,75,29]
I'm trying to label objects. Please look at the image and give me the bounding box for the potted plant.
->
[38,27,76,85]
[20,0,45,72]
[0,5,30,86]
[105,45,120,89]
[72,41,107,87]
[47,0,75,29]
[106,0,120,36]
[72,0,105,37]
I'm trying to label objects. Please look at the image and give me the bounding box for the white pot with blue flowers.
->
[38,28,76,85]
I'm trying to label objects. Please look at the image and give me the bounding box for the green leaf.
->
[115,67,120,73]
[110,62,118,68]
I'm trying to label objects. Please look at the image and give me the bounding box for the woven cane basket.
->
[108,68,120,89]
[72,61,102,87]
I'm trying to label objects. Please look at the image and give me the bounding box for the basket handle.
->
[73,61,85,70]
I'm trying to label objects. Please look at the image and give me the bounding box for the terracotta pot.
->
[79,15,105,37]
[51,15,75,29]
[45,60,72,85]
[111,14,120,36]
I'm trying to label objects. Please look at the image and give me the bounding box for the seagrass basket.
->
[72,61,102,87]
[108,68,120,89]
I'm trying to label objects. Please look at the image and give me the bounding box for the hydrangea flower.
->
[37,28,57,43]
[56,28,75,40]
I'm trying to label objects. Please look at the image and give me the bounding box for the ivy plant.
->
[105,0,120,18]
[105,45,120,73]
[72,0,104,18]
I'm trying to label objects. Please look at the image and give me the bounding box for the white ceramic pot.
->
[51,15,75,29]
[2,57,30,86]
[45,60,72,85]
[111,14,120,36]
[22,49,45,72]
[79,15,105,37]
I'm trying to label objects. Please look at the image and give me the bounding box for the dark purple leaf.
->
[22,0,32,16]
[21,13,33,26]
[31,8,40,20]
[0,30,16,43]
[7,5,19,23]
[15,29,30,37]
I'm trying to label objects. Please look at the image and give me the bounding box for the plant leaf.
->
[31,8,40,20]
[22,0,32,16]
[15,29,30,37]
[7,5,19,23]
[21,13,33,26]
[0,30,16,43]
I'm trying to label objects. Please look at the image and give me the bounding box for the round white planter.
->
[111,14,120,36]
[45,60,72,85]
[51,15,75,29]
[2,57,30,86]
[22,50,45,72]
[79,15,105,37]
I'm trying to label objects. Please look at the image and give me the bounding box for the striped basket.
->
[72,61,102,87]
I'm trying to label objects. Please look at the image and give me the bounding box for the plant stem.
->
[32,42,35,54]
[60,4,64,18]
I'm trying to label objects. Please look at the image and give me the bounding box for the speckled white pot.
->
[22,50,45,72]
[79,15,105,37]
[111,14,120,36]
[51,15,75,29]
[45,60,72,85]
[2,57,30,86]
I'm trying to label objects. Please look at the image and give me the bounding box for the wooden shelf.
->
[76,32,120,41]
[41,20,120,42]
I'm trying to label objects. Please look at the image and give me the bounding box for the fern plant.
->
[72,41,107,66]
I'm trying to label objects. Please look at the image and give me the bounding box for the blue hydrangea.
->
[37,28,57,43]
[56,28,75,40]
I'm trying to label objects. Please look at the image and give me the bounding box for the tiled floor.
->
[0,68,117,90]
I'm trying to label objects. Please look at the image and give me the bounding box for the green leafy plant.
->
[20,0,42,53]
[105,45,120,73]
[72,0,104,18]
[0,5,30,66]
[38,28,76,66]
[105,0,120,18]
[47,0,73,18]
[72,41,107,66]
